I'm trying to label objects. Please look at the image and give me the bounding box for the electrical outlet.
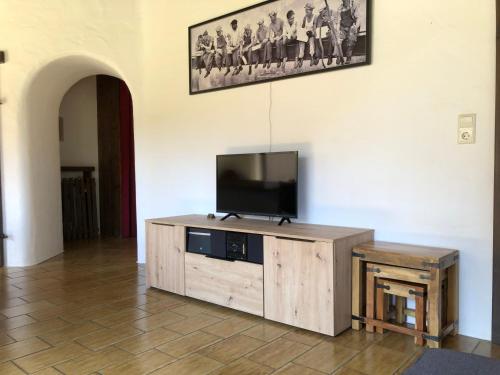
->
[458,114,476,144]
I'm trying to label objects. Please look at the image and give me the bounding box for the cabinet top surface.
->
[354,241,458,261]
[147,215,373,243]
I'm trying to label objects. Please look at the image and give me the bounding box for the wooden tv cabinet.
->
[145,214,374,336]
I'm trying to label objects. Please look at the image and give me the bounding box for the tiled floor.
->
[0,238,498,374]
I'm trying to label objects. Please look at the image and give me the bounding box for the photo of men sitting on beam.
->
[190,0,368,94]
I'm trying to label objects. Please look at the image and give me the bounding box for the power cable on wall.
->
[268,82,273,153]
[268,82,273,221]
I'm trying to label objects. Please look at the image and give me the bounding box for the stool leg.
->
[447,262,459,335]
[428,268,443,348]
[366,269,376,333]
[352,256,363,330]
[396,297,405,324]
[376,282,386,334]
[415,293,426,346]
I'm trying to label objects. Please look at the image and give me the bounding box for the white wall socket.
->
[458,114,476,144]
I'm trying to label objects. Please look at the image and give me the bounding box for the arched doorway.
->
[7,55,137,266]
[59,75,136,243]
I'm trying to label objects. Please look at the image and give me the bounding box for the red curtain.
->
[119,82,136,238]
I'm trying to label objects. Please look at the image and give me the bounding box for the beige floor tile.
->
[76,326,142,351]
[39,322,103,345]
[345,344,409,375]
[209,357,273,375]
[27,303,81,321]
[273,363,325,375]
[132,310,185,332]
[0,361,26,375]
[169,304,211,317]
[190,302,240,319]
[32,367,64,375]
[59,305,120,324]
[0,301,56,318]
[0,315,37,331]
[247,338,311,369]
[150,353,223,375]
[0,298,28,310]
[473,340,500,359]
[198,334,266,364]
[0,338,51,363]
[165,313,221,335]
[241,322,291,342]
[443,334,481,353]
[137,299,185,314]
[202,317,259,338]
[393,349,424,375]
[332,329,384,351]
[377,332,421,355]
[55,347,134,375]
[116,327,181,354]
[156,331,221,358]
[101,349,175,375]
[332,367,367,375]
[110,294,158,309]
[12,278,61,290]
[282,329,325,347]
[7,318,70,341]
[93,307,150,327]
[14,342,89,373]
[294,341,359,373]
[0,333,15,346]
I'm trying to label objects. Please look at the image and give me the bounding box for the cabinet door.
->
[264,236,334,335]
[185,253,264,316]
[146,223,185,295]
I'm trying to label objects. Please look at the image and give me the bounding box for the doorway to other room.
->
[59,75,136,243]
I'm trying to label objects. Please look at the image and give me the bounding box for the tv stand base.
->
[278,217,291,226]
[220,213,242,221]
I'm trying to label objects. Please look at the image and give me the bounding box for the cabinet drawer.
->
[185,253,263,316]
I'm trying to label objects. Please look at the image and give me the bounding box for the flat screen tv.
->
[216,151,298,220]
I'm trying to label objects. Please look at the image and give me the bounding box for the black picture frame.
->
[188,0,371,95]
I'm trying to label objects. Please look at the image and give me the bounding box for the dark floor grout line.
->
[471,339,482,354]
[35,335,55,348]
[10,360,29,375]
[51,366,66,375]
[392,350,424,375]
[331,340,378,373]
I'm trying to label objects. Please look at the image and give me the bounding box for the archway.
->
[59,75,136,242]
[7,55,135,266]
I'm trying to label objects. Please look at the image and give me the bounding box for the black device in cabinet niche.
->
[186,227,262,264]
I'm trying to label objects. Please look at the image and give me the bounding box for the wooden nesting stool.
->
[352,241,459,348]
[370,277,427,345]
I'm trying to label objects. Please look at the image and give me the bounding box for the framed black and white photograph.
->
[189,0,370,95]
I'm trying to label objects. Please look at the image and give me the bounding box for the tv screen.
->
[217,151,298,218]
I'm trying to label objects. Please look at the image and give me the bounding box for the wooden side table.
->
[352,241,459,348]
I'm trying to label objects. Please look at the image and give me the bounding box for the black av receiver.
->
[186,227,263,264]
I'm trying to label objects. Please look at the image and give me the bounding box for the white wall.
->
[0,0,496,340]
[138,0,496,341]
[59,77,99,170]
[59,76,100,228]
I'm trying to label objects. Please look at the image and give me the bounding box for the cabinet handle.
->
[276,236,316,243]
[188,231,211,236]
